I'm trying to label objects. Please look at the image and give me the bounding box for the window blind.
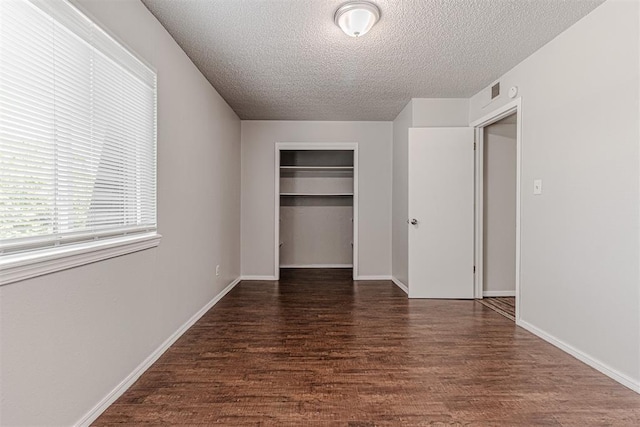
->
[0,0,157,254]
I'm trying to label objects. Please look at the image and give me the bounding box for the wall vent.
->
[491,82,500,99]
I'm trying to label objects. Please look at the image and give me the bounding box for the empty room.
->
[1,0,639,425]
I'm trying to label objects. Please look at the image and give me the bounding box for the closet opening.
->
[274,143,358,280]
[471,99,521,322]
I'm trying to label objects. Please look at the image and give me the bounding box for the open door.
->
[408,127,475,299]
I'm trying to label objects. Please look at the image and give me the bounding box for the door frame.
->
[274,142,359,280]
[469,98,522,321]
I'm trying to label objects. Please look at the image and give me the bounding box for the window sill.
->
[0,232,162,286]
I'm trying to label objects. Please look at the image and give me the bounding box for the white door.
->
[408,128,475,299]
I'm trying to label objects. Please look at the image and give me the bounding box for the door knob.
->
[408,218,418,225]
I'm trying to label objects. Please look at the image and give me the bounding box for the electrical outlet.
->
[215,265,220,277]
[533,179,542,195]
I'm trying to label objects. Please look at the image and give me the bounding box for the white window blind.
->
[0,0,157,254]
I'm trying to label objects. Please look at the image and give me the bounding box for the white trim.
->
[474,127,484,299]
[75,276,242,427]
[470,98,521,128]
[240,275,278,281]
[67,0,156,73]
[637,2,640,393]
[517,319,640,394]
[274,145,280,279]
[280,166,353,171]
[515,102,522,321]
[280,193,354,196]
[482,290,516,297]
[391,277,409,294]
[0,233,162,286]
[353,146,359,280]
[274,142,359,281]
[355,275,392,281]
[280,264,353,268]
[276,142,359,151]
[470,98,522,323]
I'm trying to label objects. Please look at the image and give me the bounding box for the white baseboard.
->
[279,264,353,268]
[391,277,409,294]
[355,275,392,281]
[240,275,277,281]
[75,276,242,427]
[517,319,640,394]
[483,290,516,297]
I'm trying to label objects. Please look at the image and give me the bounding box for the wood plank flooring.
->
[95,269,640,425]
[476,297,516,321]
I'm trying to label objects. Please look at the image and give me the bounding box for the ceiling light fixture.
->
[334,1,380,38]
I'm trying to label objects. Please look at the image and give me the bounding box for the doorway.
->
[479,113,517,320]
[405,100,521,306]
[471,99,522,322]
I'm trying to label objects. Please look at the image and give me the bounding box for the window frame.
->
[0,232,161,285]
[0,0,161,286]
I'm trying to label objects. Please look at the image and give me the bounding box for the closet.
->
[277,147,356,274]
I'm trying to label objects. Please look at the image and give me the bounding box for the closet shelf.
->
[280,166,353,171]
[280,192,353,197]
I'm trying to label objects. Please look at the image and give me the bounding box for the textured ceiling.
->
[141,0,604,121]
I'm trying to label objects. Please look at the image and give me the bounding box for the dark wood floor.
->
[476,296,516,321]
[95,269,640,425]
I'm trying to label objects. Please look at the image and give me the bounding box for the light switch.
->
[533,179,542,195]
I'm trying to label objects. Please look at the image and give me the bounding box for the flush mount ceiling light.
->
[334,1,381,38]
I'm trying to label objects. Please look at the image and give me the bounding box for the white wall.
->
[483,119,517,294]
[412,98,470,128]
[0,1,242,425]
[279,203,353,266]
[241,121,393,278]
[470,0,640,387]
[391,98,469,289]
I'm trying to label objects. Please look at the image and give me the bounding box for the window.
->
[0,0,159,283]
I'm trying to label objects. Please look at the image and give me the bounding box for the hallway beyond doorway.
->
[477,297,516,321]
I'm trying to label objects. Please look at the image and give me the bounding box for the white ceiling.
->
[141,0,604,121]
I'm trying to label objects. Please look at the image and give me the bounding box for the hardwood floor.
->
[95,269,640,425]
[476,296,515,321]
